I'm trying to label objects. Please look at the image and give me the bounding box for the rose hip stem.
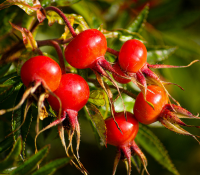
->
[45,6,77,37]
[38,40,66,74]
[107,47,119,56]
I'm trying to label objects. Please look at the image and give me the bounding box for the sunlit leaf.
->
[102,28,142,42]
[32,157,71,175]
[127,5,149,33]
[0,137,22,172]
[88,90,106,107]
[85,103,107,146]
[10,23,38,51]
[46,11,89,31]
[41,0,81,7]
[10,145,50,175]
[135,124,179,175]
[147,46,177,64]
[114,94,135,113]
[0,0,41,16]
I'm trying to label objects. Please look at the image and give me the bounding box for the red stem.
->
[37,37,73,46]
[30,20,39,33]
[50,41,66,74]
[45,6,77,37]
[107,47,119,56]
[38,40,66,74]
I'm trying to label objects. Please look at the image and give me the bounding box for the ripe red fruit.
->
[64,29,128,82]
[134,85,200,142]
[134,85,168,124]
[48,73,90,113]
[21,55,62,91]
[114,39,198,101]
[65,29,107,69]
[105,112,139,146]
[47,73,90,159]
[112,61,131,84]
[118,39,147,73]
[64,29,128,116]
[105,112,148,175]
[0,55,62,117]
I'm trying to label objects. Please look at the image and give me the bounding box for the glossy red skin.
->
[105,112,139,147]
[47,73,90,113]
[112,61,131,84]
[64,29,107,69]
[118,39,147,73]
[134,85,168,125]
[20,56,62,91]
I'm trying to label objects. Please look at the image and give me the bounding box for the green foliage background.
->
[0,0,200,175]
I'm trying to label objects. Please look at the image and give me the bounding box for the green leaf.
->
[157,10,200,31]
[0,33,20,56]
[0,73,22,103]
[135,124,179,175]
[88,90,106,107]
[0,137,22,172]
[10,145,50,175]
[71,1,103,28]
[0,64,11,77]
[131,155,142,174]
[32,157,71,175]
[114,93,135,113]
[0,136,14,153]
[12,85,26,141]
[85,103,107,146]
[0,72,19,84]
[41,0,81,7]
[162,32,200,58]
[127,5,149,33]
[147,46,177,64]
[102,28,142,42]
[0,7,17,36]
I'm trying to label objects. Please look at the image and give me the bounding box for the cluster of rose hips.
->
[0,6,199,175]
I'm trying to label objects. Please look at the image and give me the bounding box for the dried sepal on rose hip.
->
[105,112,149,175]
[0,55,62,121]
[112,61,131,84]
[44,73,89,172]
[34,73,90,174]
[133,85,200,142]
[110,39,198,103]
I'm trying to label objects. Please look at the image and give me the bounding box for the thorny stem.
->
[45,6,77,37]
[107,47,119,56]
